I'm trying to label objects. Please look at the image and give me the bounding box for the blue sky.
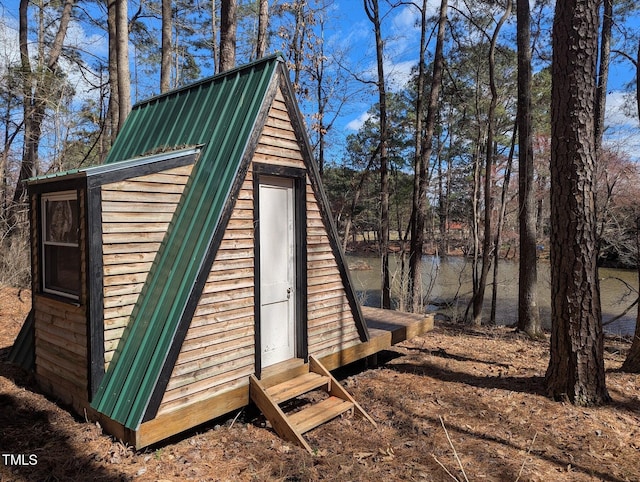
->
[1,0,639,159]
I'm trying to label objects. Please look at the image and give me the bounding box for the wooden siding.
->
[155,85,360,416]
[157,171,256,416]
[101,164,194,368]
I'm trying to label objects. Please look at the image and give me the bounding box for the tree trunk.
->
[220,0,237,72]
[490,123,516,324]
[256,0,269,59]
[516,0,542,337]
[160,0,172,93]
[364,0,391,309]
[545,0,609,406]
[12,0,74,211]
[594,0,612,153]
[409,0,447,313]
[116,0,131,130]
[106,0,119,142]
[470,0,511,326]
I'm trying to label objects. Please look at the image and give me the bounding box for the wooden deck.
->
[318,306,434,371]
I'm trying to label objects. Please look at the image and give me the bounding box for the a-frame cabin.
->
[10,55,433,451]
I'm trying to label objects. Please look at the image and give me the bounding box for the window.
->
[41,191,80,299]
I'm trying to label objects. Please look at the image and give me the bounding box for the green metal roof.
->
[26,147,202,185]
[91,55,282,429]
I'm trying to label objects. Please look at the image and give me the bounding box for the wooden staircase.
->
[250,356,377,453]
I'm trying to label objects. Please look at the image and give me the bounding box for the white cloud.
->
[346,111,372,131]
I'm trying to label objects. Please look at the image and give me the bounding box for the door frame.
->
[253,163,307,377]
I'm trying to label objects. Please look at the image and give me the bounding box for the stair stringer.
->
[249,374,312,452]
[309,356,377,428]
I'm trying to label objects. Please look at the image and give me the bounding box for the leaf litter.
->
[1,286,638,481]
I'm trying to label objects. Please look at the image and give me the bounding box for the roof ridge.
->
[131,54,285,110]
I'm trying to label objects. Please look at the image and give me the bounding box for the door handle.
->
[287,287,292,299]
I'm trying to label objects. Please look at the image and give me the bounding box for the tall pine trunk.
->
[546,0,609,406]
[219,0,237,72]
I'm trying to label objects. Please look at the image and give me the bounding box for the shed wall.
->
[32,189,89,410]
[101,164,194,368]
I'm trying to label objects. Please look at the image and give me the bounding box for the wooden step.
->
[266,372,331,404]
[288,396,354,434]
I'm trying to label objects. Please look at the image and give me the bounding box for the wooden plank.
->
[176,333,254,367]
[310,332,361,355]
[200,278,253,295]
[171,336,254,378]
[35,320,86,349]
[103,242,161,255]
[261,125,298,142]
[102,232,167,244]
[266,372,330,404]
[137,384,249,449]
[104,180,188,194]
[190,304,253,327]
[249,375,312,452]
[100,189,182,204]
[157,376,249,417]
[203,266,254,283]
[162,360,254,403]
[102,211,174,223]
[103,282,144,298]
[34,310,86,336]
[102,201,181,213]
[103,293,141,309]
[288,396,354,435]
[197,286,253,305]
[193,296,254,318]
[103,262,153,276]
[213,247,254,261]
[104,272,150,286]
[103,252,157,265]
[102,222,170,234]
[104,326,126,341]
[183,324,254,348]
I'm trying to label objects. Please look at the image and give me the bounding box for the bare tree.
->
[470,0,511,326]
[161,0,172,93]
[256,0,269,59]
[364,0,391,309]
[12,0,74,212]
[546,0,609,405]
[516,0,542,337]
[219,0,237,72]
[116,0,131,130]
[408,0,448,313]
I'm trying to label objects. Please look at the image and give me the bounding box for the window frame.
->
[41,190,81,300]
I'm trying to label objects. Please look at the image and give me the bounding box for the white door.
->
[259,177,296,367]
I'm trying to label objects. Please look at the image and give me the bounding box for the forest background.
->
[1,0,640,399]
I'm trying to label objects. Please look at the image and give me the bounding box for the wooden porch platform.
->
[317,306,434,371]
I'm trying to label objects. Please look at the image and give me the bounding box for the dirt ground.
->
[1,286,639,482]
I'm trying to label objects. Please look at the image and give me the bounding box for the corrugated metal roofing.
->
[26,147,202,185]
[7,309,35,372]
[90,55,281,429]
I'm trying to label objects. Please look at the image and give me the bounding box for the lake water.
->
[346,254,637,337]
